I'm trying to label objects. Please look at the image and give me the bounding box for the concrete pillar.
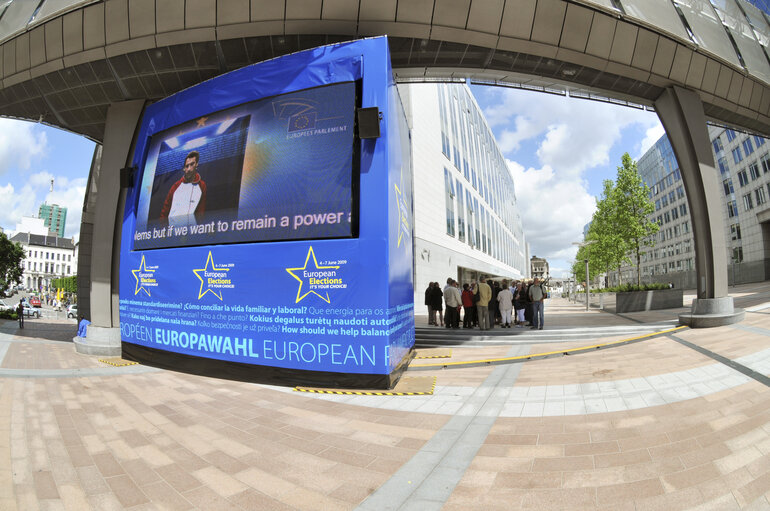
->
[654,86,744,327]
[74,100,145,355]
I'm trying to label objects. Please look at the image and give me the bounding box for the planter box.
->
[615,288,683,313]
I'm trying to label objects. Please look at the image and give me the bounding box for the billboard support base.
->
[122,342,415,390]
[74,326,122,356]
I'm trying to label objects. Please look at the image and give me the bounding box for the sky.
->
[0,118,95,240]
[0,85,665,278]
[470,85,665,278]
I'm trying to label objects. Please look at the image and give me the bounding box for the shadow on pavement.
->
[0,318,77,343]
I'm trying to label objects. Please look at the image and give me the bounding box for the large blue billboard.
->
[119,37,415,388]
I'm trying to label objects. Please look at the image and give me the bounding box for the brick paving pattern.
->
[0,284,769,509]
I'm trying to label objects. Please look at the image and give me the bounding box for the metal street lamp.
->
[573,240,597,311]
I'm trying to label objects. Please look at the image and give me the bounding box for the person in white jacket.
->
[497,280,514,328]
[160,150,207,227]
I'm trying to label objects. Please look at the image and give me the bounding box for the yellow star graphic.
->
[393,167,411,248]
[193,251,229,300]
[131,255,155,297]
[196,116,208,127]
[285,246,340,304]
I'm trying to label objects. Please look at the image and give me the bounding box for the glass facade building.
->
[38,202,67,238]
[398,83,529,308]
[611,126,770,287]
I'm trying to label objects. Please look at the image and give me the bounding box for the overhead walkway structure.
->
[0,0,767,337]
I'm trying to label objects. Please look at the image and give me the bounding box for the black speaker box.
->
[356,107,381,139]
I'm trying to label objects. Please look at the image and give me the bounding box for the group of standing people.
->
[424,277,548,331]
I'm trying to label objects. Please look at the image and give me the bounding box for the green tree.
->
[613,153,659,285]
[0,233,25,295]
[588,179,630,284]
[52,275,77,294]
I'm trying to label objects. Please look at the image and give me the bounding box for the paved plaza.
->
[1,284,770,510]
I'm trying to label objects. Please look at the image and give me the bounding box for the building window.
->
[674,224,680,237]
[465,190,474,247]
[755,136,765,148]
[680,204,687,216]
[743,193,754,211]
[671,207,679,220]
[718,156,729,175]
[444,168,456,237]
[712,137,724,154]
[733,246,743,263]
[664,212,671,223]
[655,199,661,211]
[661,195,668,207]
[756,186,767,206]
[730,223,742,241]
[726,129,737,142]
[676,186,685,199]
[728,200,739,217]
[723,179,734,196]
[762,153,770,174]
[742,138,755,156]
[738,170,749,186]
[456,181,465,243]
[732,147,743,164]
[474,198,481,248]
[750,163,761,180]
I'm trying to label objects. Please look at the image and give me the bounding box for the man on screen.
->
[160,150,207,226]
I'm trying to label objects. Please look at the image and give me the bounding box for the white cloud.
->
[1,172,86,238]
[481,88,662,176]
[0,119,47,175]
[508,159,596,276]
[0,182,41,230]
[474,87,664,276]
[637,124,666,159]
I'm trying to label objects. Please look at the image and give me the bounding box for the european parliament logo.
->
[287,111,317,132]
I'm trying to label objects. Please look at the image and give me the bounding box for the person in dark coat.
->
[489,281,500,327]
[424,283,434,325]
[430,282,444,326]
[523,282,533,326]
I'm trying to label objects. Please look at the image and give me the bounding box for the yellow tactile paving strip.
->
[414,348,452,359]
[295,376,436,396]
[98,358,139,367]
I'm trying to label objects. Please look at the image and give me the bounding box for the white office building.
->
[10,232,77,292]
[398,83,529,307]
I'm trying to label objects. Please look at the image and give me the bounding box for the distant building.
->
[9,232,77,292]
[530,256,549,280]
[38,203,67,237]
[14,216,52,236]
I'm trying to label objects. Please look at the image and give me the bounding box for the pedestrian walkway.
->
[0,285,769,509]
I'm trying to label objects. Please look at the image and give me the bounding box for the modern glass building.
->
[38,202,67,238]
[610,127,770,287]
[398,83,529,307]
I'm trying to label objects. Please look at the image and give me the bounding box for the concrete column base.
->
[73,326,122,356]
[679,297,745,328]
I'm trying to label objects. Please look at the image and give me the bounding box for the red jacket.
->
[461,289,474,307]
[160,173,206,225]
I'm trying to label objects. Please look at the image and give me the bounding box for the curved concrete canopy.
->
[0,0,768,142]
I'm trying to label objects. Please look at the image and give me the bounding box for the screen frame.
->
[130,80,362,251]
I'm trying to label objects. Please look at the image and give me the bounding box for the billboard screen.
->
[120,38,414,388]
[133,82,356,250]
